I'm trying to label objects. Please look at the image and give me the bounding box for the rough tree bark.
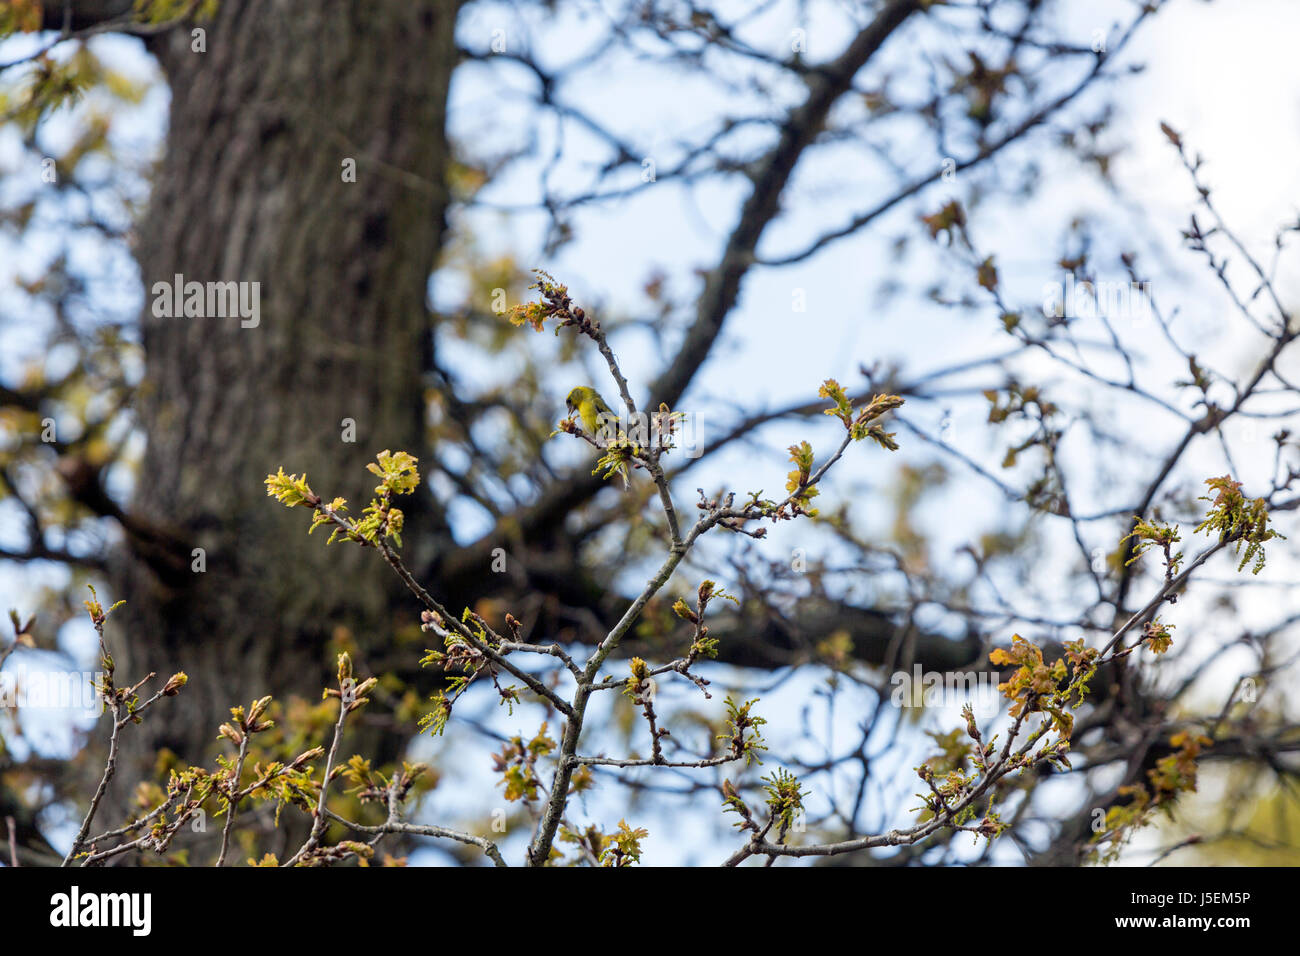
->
[108,1,459,778]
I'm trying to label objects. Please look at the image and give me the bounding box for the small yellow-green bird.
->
[565,385,615,436]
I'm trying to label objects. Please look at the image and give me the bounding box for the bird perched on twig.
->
[565,386,615,437]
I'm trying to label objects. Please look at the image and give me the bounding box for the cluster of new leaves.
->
[328,652,379,714]
[622,656,652,703]
[1089,730,1213,865]
[492,725,555,803]
[341,758,427,808]
[82,583,124,631]
[901,640,1089,848]
[819,379,904,450]
[1194,475,1285,574]
[266,449,419,548]
[729,384,904,530]
[989,635,1099,741]
[553,817,645,867]
[911,476,1285,859]
[904,616,1185,849]
[784,440,819,513]
[915,733,1007,841]
[598,819,649,867]
[773,385,903,524]
[418,608,523,735]
[0,0,213,125]
[1142,619,1176,656]
[717,696,768,767]
[670,579,736,665]
[61,592,403,867]
[762,768,808,835]
[1122,515,1184,578]
[717,768,810,853]
[506,269,581,335]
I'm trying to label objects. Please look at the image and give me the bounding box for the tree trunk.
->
[110,1,458,785]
